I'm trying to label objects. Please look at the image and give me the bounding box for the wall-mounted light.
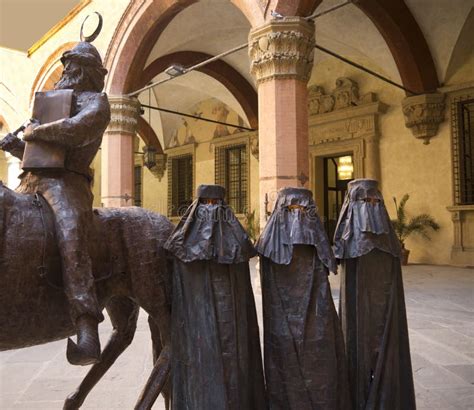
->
[338,155,353,180]
[165,64,187,77]
[142,146,167,181]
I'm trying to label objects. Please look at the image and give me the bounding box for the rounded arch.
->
[29,41,77,103]
[142,51,258,129]
[0,114,10,134]
[137,116,163,153]
[355,0,439,94]
[104,0,261,95]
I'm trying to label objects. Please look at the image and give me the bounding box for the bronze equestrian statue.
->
[1,40,111,365]
[0,184,173,409]
[0,40,172,409]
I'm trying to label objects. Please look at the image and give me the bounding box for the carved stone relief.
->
[308,78,387,182]
[308,77,379,116]
[402,93,446,144]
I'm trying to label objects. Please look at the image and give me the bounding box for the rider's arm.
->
[25,93,111,148]
[0,133,25,160]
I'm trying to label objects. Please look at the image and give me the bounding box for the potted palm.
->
[391,194,440,265]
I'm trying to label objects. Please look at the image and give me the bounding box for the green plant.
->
[391,194,440,249]
[244,210,259,243]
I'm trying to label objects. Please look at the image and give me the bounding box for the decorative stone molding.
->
[308,77,380,115]
[106,96,141,135]
[211,131,259,160]
[401,93,446,144]
[307,78,388,183]
[248,17,315,84]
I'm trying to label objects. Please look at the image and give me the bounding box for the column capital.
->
[402,92,446,144]
[248,17,315,85]
[106,95,141,135]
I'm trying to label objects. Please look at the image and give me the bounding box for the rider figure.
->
[0,42,110,365]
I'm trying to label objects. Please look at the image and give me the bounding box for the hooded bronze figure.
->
[256,187,351,410]
[0,41,111,365]
[334,179,416,410]
[164,184,266,410]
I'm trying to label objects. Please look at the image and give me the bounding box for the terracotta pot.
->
[401,247,410,265]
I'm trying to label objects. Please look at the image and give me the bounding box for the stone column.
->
[249,17,315,228]
[101,96,140,207]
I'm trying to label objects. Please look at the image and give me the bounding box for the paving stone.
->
[415,365,469,389]
[0,263,473,409]
[0,362,46,395]
[444,364,474,384]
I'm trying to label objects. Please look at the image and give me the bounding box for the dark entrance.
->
[323,155,354,241]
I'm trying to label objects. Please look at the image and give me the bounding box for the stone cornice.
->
[309,101,388,128]
[248,17,315,84]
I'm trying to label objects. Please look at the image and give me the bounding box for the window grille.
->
[134,165,142,207]
[452,96,474,205]
[215,144,247,214]
[168,154,193,216]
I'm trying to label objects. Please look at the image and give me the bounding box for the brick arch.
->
[104,0,262,96]
[29,41,77,103]
[270,0,438,94]
[142,51,258,129]
[353,0,439,94]
[137,116,163,153]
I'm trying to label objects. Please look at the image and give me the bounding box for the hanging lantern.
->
[143,146,157,169]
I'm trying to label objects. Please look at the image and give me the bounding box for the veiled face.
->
[54,60,86,91]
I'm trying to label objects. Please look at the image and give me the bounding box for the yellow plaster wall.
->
[139,98,260,224]
[310,57,457,265]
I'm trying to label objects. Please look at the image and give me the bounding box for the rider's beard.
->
[55,71,85,91]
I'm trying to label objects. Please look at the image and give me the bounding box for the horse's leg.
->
[148,316,171,410]
[134,297,171,410]
[63,297,139,410]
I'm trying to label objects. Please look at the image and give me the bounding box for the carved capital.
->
[402,93,446,144]
[248,18,315,85]
[106,96,141,135]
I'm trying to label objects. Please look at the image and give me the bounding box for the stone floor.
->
[1,262,473,409]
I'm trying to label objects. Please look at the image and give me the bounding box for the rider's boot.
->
[66,315,101,366]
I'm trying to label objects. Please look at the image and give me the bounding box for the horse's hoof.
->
[63,392,81,410]
[66,338,100,366]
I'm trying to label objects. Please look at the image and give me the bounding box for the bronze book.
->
[22,89,73,171]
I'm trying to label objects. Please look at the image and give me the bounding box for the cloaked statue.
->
[256,187,351,410]
[333,179,416,410]
[164,185,266,410]
[0,40,110,365]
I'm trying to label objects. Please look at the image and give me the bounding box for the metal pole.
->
[127,43,248,98]
[140,103,256,131]
[314,44,419,95]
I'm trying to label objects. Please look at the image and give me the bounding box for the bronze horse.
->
[0,182,172,410]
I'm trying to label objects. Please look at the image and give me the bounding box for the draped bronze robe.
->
[334,179,416,410]
[164,185,266,410]
[257,187,351,410]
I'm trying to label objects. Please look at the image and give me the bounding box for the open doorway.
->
[323,155,354,241]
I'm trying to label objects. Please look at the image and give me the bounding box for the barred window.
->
[168,154,193,216]
[134,165,143,207]
[215,144,247,214]
[452,96,474,205]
